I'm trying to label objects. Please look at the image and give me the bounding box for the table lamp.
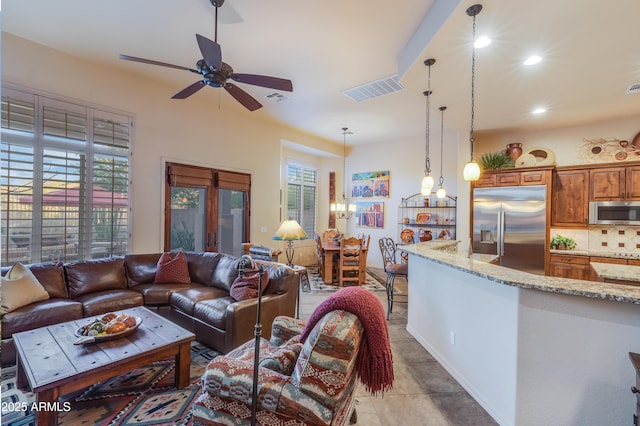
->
[273,219,307,267]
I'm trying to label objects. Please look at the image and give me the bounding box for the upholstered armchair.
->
[192,286,393,426]
[192,311,363,425]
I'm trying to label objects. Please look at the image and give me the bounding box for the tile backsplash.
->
[551,226,640,254]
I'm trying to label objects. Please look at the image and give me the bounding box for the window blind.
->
[0,87,132,266]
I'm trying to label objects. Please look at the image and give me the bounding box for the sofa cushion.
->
[1,299,83,338]
[184,252,221,285]
[1,263,50,313]
[255,261,291,295]
[124,253,162,287]
[66,257,127,299]
[210,254,241,292]
[170,287,229,316]
[0,262,69,299]
[230,269,269,301]
[133,282,203,305]
[73,289,144,317]
[193,297,235,330]
[155,252,191,284]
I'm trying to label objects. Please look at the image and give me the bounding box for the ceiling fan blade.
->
[119,54,198,74]
[230,74,293,92]
[224,83,262,111]
[171,81,206,99]
[196,34,222,71]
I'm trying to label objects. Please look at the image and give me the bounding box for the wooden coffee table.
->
[13,306,195,426]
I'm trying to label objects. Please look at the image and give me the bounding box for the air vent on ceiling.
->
[343,75,404,102]
[625,83,640,95]
[266,92,289,102]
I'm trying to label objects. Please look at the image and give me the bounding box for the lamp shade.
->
[463,160,481,181]
[421,175,435,195]
[272,219,308,241]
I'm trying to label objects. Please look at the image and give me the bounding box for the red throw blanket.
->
[299,286,394,395]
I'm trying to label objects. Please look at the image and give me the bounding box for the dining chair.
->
[378,237,408,320]
[314,233,325,281]
[338,236,364,287]
[358,234,370,285]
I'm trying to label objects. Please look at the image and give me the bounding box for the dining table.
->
[320,240,368,284]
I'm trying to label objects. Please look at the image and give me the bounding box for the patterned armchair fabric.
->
[193,310,364,426]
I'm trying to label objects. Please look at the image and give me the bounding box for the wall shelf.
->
[398,193,457,244]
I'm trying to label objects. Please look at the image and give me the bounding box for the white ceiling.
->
[3,0,639,146]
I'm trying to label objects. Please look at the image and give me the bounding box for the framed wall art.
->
[356,201,384,229]
[351,170,389,199]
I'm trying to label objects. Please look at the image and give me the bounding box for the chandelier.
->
[330,127,356,219]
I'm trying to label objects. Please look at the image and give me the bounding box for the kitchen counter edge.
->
[400,241,640,305]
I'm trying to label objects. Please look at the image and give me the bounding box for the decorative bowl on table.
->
[74,312,143,345]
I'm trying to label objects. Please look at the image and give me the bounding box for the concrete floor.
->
[297,268,498,426]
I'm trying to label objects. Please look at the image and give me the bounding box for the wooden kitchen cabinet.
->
[472,166,552,188]
[590,165,640,201]
[548,254,590,280]
[552,169,589,227]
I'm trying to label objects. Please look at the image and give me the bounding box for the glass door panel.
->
[169,186,207,251]
[217,188,246,257]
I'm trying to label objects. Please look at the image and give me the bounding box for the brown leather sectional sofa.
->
[1,251,297,366]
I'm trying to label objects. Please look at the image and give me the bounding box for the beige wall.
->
[2,33,343,258]
[475,115,639,166]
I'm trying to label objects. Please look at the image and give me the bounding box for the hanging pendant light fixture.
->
[463,4,482,181]
[436,106,447,199]
[421,58,436,195]
[330,127,356,219]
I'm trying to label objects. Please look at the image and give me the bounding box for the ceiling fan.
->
[119,0,293,111]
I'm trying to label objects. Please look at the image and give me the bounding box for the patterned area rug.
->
[1,341,218,426]
[305,266,387,293]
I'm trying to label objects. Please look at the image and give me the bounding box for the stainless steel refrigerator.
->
[472,185,547,275]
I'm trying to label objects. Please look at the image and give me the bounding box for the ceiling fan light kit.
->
[119,1,292,111]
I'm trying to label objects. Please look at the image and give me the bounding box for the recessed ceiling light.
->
[524,55,542,66]
[532,107,546,114]
[475,36,492,49]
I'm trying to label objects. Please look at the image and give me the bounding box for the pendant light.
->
[330,127,356,219]
[463,4,482,181]
[421,58,436,195]
[436,106,447,199]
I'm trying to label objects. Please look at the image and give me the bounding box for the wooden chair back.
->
[338,236,363,287]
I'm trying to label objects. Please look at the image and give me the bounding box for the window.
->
[1,87,132,266]
[286,163,317,236]
[164,162,250,258]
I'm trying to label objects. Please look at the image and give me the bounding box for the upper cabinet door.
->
[590,167,625,200]
[552,169,588,227]
[625,165,640,200]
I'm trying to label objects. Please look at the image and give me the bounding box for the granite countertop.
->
[400,241,640,304]
[591,262,640,283]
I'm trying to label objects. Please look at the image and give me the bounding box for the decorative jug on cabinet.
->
[419,229,433,242]
[506,143,523,161]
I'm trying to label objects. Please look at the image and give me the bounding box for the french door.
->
[164,162,250,256]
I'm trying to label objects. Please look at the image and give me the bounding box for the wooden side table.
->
[292,265,310,319]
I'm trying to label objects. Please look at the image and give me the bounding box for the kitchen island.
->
[401,241,640,426]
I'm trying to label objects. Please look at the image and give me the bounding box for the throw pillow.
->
[1,263,50,314]
[259,339,303,376]
[230,269,269,301]
[154,252,191,284]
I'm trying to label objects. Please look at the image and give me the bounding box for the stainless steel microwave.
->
[588,201,640,225]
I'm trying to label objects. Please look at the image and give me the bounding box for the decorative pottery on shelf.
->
[506,143,523,161]
[419,229,433,242]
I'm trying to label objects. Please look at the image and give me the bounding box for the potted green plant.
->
[550,235,577,250]
[479,151,515,170]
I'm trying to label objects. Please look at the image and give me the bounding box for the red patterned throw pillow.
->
[230,269,269,301]
[154,252,191,284]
